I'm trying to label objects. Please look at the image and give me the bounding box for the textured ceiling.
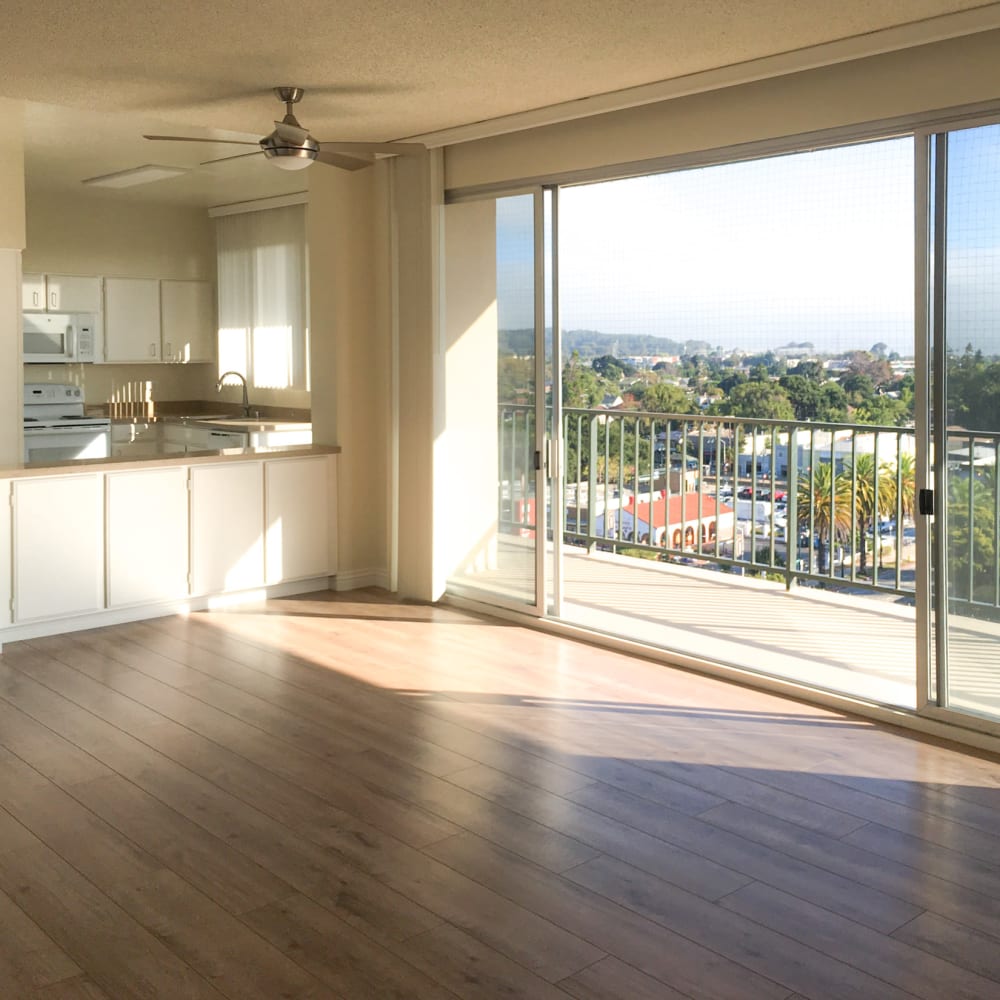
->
[6,0,997,205]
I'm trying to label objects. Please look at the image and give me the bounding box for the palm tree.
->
[797,462,851,574]
[842,454,896,576]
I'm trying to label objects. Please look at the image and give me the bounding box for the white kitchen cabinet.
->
[106,467,189,607]
[265,456,330,584]
[13,475,104,622]
[23,273,102,313]
[161,280,215,363]
[0,481,10,628]
[190,463,265,594]
[104,277,215,364]
[104,277,162,362]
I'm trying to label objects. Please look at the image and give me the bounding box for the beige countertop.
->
[2,443,340,479]
[110,415,312,432]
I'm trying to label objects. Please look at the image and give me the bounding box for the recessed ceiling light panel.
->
[82,164,191,188]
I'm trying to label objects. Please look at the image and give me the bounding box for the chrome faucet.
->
[216,371,251,417]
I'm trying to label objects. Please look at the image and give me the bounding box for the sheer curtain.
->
[215,203,308,390]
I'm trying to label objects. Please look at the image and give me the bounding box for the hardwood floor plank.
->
[244,892,458,1000]
[393,923,576,1000]
[0,748,336,999]
[558,956,691,1000]
[892,910,1000,983]
[565,780,922,933]
[349,749,750,899]
[0,842,226,1000]
[0,884,81,994]
[426,831,789,1000]
[343,749,605,874]
[33,977,113,999]
[719,879,996,1000]
[564,854,919,1000]
[125,620,478,778]
[842,819,1000,898]
[148,615,596,793]
[3,591,1000,999]
[0,657,446,945]
[698,801,1000,941]
[20,637,462,850]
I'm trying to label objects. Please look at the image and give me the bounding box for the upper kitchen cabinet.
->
[104,277,215,364]
[104,277,161,361]
[160,280,215,363]
[23,273,102,313]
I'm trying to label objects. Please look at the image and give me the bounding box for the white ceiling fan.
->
[143,86,425,171]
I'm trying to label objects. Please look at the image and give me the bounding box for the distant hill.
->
[499,328,712,358]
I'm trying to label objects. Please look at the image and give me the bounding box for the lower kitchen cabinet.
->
[107,467,189,607]
[265,456,330,584]
[190,462,265,594]
[13,474,104,622]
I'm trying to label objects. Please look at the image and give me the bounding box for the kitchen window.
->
[215,203,309,391]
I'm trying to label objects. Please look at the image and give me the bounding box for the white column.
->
[0,98,26,468]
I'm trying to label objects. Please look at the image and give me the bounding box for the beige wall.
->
[446,30,1000,190]
[441,198,500,583]
[0,99,26,466]
[394,153,441,601]
[22,191,219,406]
[307,162,389,587]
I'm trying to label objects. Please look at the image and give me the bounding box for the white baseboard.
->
[334,567,392,592]
[0,577,332,649]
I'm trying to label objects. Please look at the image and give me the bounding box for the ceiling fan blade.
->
[315,149,375,171]
[273,121,310,144]
[144,134,261,145]
[317,140,426,157]
[200,150,265,166]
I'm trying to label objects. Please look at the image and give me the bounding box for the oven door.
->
[24,424,111,463]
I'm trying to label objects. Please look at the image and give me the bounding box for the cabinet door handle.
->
[32,291,39,307]
[50,291,58,308]
[164,341,172,359]
[150,343,157,358]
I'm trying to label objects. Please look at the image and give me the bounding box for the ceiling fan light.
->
[260,131,318,170]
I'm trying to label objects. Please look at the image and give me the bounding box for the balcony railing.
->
[498,404,999,614]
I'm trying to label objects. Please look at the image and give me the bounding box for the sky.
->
[495,125,1000,358]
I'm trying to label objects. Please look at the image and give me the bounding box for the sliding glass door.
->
[442,190,548,613]
[928,122,1000,725]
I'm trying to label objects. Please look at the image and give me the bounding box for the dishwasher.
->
[187,427,249,451]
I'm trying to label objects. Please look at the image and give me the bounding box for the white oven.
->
[23,313,98,364]
[23,384,111,464]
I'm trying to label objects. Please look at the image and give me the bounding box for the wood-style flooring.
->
[1,589,999,999]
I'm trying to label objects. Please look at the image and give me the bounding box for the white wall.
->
[307,161,389,589]
[0,98,26,467]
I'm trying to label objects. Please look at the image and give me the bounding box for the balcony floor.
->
[453,539,1000,719]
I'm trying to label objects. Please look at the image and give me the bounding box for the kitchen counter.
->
[110,415,312,433]
[2,443,340,479]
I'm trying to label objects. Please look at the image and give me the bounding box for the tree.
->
[642,382,692,414]
[854,394,910,427]
[563,353,605,407]
[797,462,851,574]
[842,454,896,576]
[715,381,795,420]
[779,376,849,423]
[592,354,636,379]
[947,468,997,605]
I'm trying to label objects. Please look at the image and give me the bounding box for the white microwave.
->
[23,313,98,364]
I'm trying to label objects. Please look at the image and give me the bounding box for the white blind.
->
[215,203,309,390]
